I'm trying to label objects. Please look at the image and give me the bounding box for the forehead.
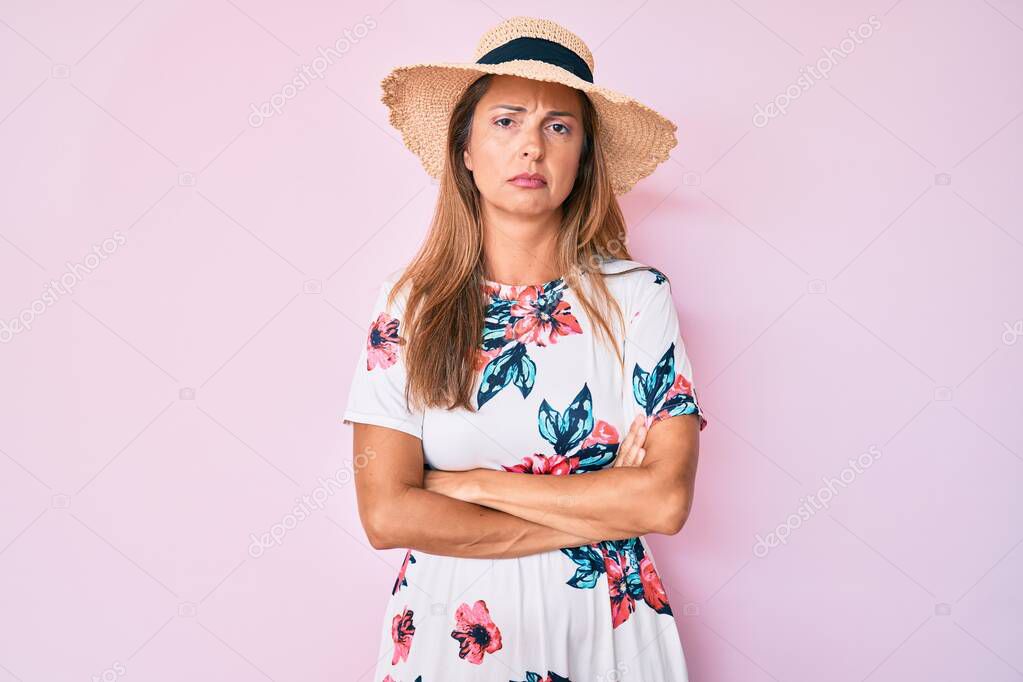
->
[478,75,582,113]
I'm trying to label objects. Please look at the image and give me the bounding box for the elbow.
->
[367,527,394,550]
[658,509,689,536]
[655,490,691,536]
[364,506,400,549]
[365,517,391,550]
[366,519,398,550]
[363,485,415,550]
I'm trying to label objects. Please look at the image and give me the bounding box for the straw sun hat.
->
[380,16,678,195]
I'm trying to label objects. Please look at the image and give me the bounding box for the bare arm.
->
[353,423,600,559]
[427,413,700,540]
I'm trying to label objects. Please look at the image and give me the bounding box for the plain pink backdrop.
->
[1,1,1022,681]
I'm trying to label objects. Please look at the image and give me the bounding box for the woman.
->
[343,16,708,682]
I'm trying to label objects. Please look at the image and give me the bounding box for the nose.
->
[518,122,544,161]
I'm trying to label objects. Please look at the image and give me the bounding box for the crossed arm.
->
[353,413,700,560]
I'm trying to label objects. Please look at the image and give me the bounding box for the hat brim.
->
[380,59,678,195]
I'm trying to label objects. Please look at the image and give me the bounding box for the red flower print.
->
[665,372,694,402]
[579,419,620,450]
[503,453,578,475]
[450,599,503,664]
[639,555,671,613]
[367,312,401,371]
[483,281,511,299]
[390,606,415,665]
[653,372,706,429]
[604,551,637,629]
[506,286,582,347]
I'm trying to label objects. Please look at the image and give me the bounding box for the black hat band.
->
[475,36,594,83]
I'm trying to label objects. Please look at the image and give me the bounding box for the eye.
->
[549,122,571,135]
[494,117,515,128]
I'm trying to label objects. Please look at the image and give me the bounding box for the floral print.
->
[632,342,704,428]
[494,380,674,629]
[503,451,579,475]
[639,553,671,613]
[346,259,703,680]
[390,607,415,664]
[367,312,401,371]
[512,672,572,682]
[563,537,673,629]
[477,279,582,408]
[392,549,416,595]
[505,283,582,346]
[502,383,620,475]
[450,599,503,664]
[655,371,705,428]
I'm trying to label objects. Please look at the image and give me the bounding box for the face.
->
[462,75,585,218]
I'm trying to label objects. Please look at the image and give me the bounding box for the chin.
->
[503,199,554,216]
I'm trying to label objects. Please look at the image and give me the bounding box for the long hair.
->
[386,73,646,413]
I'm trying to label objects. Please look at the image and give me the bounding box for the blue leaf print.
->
[478,343,534,408]
[481,297,514,352]
[660,388,700,419]
[573,441,618,472]
[514,672,572,682]
[537,384,595,455]
[632,342,676,416]
[560,544,604,589]
[511,350,536,399]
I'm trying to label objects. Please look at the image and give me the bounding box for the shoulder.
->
[382,265,410,285]
[590,258,678,327]
[593,257,673,307]
[365,266,414,316]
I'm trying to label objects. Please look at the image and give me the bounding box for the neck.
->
[480,202,563,284]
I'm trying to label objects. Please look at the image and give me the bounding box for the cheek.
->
[549,146,582,187]
[468,138,509,184]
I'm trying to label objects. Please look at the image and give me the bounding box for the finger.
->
[621,414,641,450]
[618,420,646,468]
[637,419,649,446]
[615,415,642,467]
[622,437,644,467]
[613,423,646,466]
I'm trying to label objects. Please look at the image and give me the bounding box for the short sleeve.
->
[341,279,425,440]
[624,276,708,432]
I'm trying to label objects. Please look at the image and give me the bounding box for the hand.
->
[613,413,649,468]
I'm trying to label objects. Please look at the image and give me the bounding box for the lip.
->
[509,172,547,189]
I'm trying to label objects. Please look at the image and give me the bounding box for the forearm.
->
[371,484,601,559]
[469,467,680,540]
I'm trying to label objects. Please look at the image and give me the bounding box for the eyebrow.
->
[489,104,577,119]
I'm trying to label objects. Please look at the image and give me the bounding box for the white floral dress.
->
[343,257,707,682]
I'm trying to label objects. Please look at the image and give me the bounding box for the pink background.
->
[2,1,1022,680]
